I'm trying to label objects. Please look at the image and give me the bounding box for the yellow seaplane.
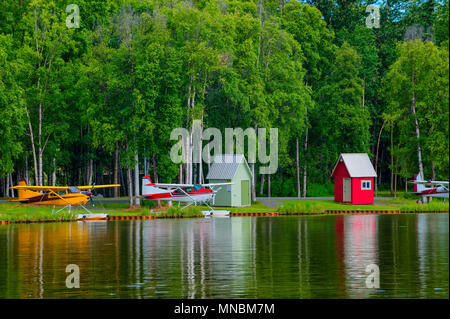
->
[10,180,120,205]
[9,180,120,219]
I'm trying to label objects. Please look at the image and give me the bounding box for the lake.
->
[0,214,448,298]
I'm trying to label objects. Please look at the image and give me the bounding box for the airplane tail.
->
[414,173,425,193]
[142,175,166,196]
[15,180,42,200]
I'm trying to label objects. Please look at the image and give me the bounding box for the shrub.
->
[307,183,334,197]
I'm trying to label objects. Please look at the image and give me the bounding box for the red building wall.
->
[332,161,374,204]
[333,161,350,202]
[351,177,374,205]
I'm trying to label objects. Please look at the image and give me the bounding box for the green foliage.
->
[278,201,325,214]
[307,182,334,197]
[434,0,449,45]
[0,35,26,176]
[383,40,449,179]
[0,0,447,200]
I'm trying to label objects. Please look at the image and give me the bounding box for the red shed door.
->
[343,178,351,202]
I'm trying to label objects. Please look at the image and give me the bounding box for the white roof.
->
[331,153,377,177]
[206,154,252,180]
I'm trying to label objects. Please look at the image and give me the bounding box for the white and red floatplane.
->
[409,173,449,203]
[142,175,233,216]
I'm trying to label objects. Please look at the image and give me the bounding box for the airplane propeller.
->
[211,187,222,206]
[88,182,96,206]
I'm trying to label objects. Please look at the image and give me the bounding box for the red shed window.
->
[361,180,372,190]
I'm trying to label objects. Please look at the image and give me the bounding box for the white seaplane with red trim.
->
[142,175,233,216]
[409,173,449,203]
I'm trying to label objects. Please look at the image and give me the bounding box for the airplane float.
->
[142,175,232,216]
[409,174,449,203]
[9,180,120,219]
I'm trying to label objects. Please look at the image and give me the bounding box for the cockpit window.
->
[68,187,79,193]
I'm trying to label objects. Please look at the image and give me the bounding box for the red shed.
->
[331,153,377,205]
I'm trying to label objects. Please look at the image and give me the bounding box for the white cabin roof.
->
[331,153,377,178]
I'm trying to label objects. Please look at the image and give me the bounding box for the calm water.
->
[0,214,448,299]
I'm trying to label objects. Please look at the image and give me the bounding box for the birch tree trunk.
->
[186,128,192,184]
[185,81,195,185]
[25,155,29,185]
[394,173,397,197]
[87,159,93,186]
[267,174,271,198]
[134,151,140,207]
[260,174,265,195]
[25,106,39,186]
[411,70,425,202]
[10,174,14,198]
[120,162,125,198]
[52,157,56,186]
[153,156,161,208]
[411,71,424,178]
[114,142,119,197]
[251,164,256,202]
[6,174,9,198]
[429,160,436,203]
[143,157,147,176]
[390,126,394,195]
[38,102,43,185]
[198,118,203,184]
[375,121,386,197]
[302,128,308,198]
[127,167,133,207]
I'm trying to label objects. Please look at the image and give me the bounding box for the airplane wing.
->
[9,185,69,191]
[202,183,234,187]
[409,181,449,186]
[151,183,233,188]
[152,183,193,188]
[78,184,121,190]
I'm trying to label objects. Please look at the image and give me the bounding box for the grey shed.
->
[206,154,253,207]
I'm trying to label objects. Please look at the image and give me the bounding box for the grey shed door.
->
[343,178,351,202]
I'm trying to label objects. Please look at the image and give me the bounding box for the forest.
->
[0,0,448,205]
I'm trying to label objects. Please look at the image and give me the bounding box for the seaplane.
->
[409,174,449,203]
[142,175,232,217]
[9,180,120,220]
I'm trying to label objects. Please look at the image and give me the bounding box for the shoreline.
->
[1,209,448,225]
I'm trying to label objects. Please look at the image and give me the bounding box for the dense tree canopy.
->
[0,0,448,203]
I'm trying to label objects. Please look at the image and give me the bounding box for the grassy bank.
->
[150,206,205,218]
[197,201,276,213]
[0,202,206,222]
[1,198,448,223]
[0,203,80,222]
[277,199,449,215]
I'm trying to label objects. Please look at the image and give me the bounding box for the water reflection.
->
[0,214,447,299]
